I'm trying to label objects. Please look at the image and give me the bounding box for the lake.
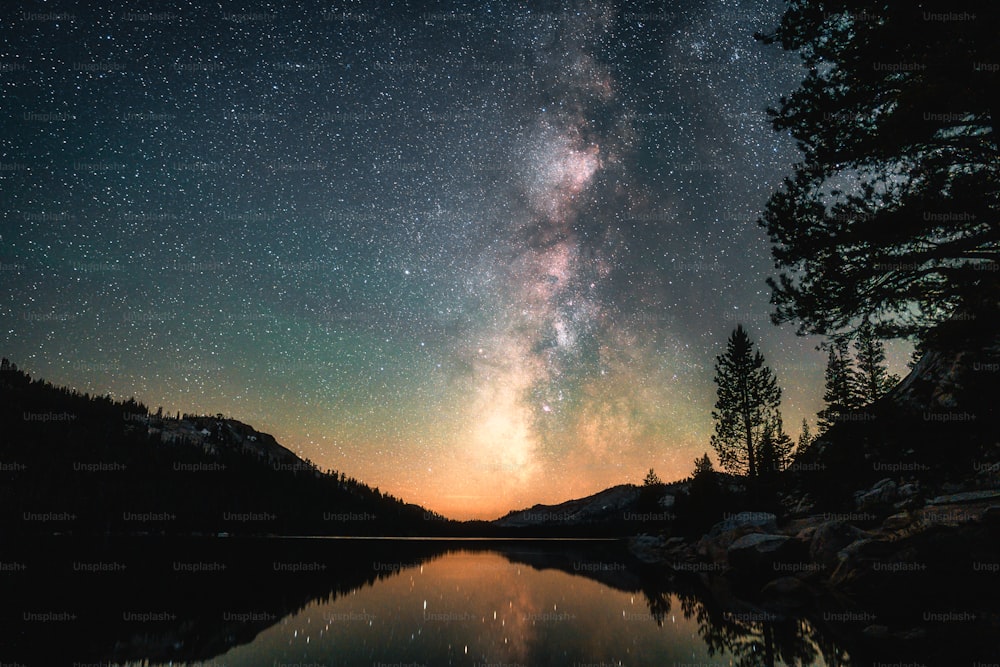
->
[215,547,792,667]
[0,536,960,666]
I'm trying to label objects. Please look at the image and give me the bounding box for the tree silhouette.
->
[758,412,794,480]
[677,452,726,535]
[817,340,855,434]
[638,467,666,517]
[710,326,782,480]
[757,1,1000,343]
[678,591,824,667]
[693,452,714,477]
[853,320,900,405]
[796,418,813,453]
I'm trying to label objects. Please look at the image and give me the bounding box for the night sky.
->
[1,1,910,519]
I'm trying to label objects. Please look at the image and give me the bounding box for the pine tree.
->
[639,468,666,515]
[757,1,999,342]
[683,452,724,536]
[759,412,795,476]
[853,321,900,405]
[710,325,782,480]
[796,418,813,453]
[693,453,714,477]
[817,340,854,434]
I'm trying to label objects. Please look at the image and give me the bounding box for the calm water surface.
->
[159,545,837,667]
[4,537,855,666]
[225,550,711,666]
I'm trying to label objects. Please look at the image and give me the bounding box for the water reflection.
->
[225,550,726,666]
[0,537,865,666]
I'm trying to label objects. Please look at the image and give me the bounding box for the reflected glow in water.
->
[198,549,829,667]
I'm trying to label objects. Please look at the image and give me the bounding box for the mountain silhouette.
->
[0,359,443,536]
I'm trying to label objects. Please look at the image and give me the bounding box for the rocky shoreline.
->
[629,481,1000,661]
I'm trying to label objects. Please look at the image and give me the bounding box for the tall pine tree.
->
[817,340,855,433]
[711,325,783,480]
[758,412,795,481]
[693,453,714,477]
[853,321,900,405]
[796,418,813,453]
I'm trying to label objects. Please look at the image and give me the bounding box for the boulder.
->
[727,533,792,573]
[893,497,922,511]
[810,521,869,571]
[762,576,810,600]
[664,536,686,550]
[795,525,819,542]
[927,489,1000,505]
[696,512,780,566]
[836,537,874,563]
[855,478,898,510]
[628,534,666,564]
[788,515,826,542]
[829,538,896,590]
[872,478,896,492]
[882,512,914,532]
[893,482,924,510]
[708,511,777,537]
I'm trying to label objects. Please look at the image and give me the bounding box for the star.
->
[0,0,913,520]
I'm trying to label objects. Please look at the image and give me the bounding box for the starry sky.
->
[1,1,910,520]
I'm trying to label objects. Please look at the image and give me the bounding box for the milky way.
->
[0,1,912,518]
